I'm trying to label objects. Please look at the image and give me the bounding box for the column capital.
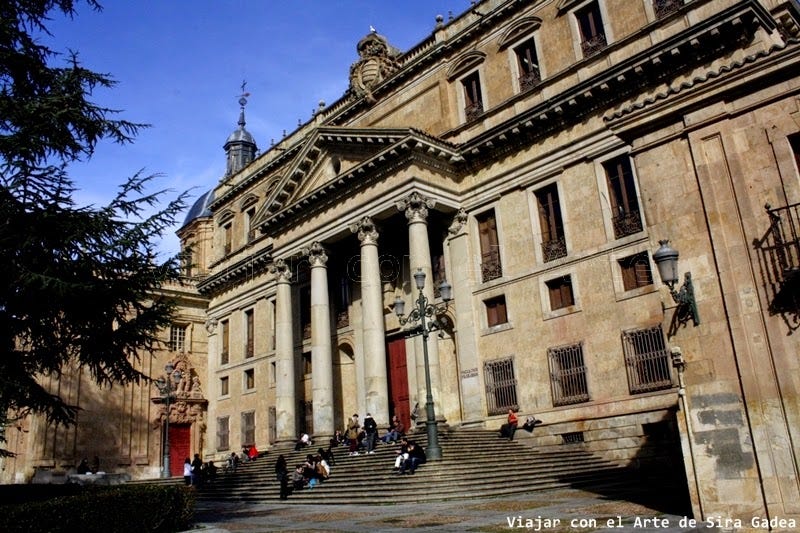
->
[447,208,469,238]
[270,258,293,283]
[302,241,329,267]
[396,191,435,224]
[350,216,379,246]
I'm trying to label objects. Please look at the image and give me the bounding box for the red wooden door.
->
[387,337,411,430]
[169,424,191,477]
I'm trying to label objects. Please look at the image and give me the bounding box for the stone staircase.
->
[190,428,634,504]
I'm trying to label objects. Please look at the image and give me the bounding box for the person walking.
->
[191,453,204,486]
[182,458,192,485]
[275,455,289,500]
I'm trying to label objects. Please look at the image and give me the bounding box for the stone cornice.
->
[196,244,273,296]
[458,0,775,169]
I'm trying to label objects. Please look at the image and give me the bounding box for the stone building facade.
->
[3,0,800,524]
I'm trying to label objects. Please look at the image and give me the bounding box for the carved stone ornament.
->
[303,241,329,267]
[270,258,293,283]
[151,353,208,428]
[348,31,400,104]
[350,216,379,246]
[448,208,469,237]
[396,191,436,224]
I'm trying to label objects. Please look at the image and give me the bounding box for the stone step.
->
[192,429,632,504]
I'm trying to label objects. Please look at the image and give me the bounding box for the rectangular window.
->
[302,351,312,375]
[576,1,607,57]
[246,207,256,242]
[618,251,653,291]
[485,295,508,327]
[335,276,350,329]
[462,71,484,121]
[270,361,276,386]
[546,276,575,310]
[245,309,254,358]
[244,368,255,390]
[535,184,567,262]
[223,222,232,255]
[484,357,518,415]
[241,411,255,446]
[622,325,673,394]
[220,319,229,365]
[604,155,643,238]
[220,376,229,396]
[168,324,186,352]
[476,209,502,282]
[217,416,230,451]
[548,342,590,406]
[514,37,540,91]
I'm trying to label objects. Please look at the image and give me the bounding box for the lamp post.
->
[653,239,700,326]
[155,363,182,478]
[393,268,452,461]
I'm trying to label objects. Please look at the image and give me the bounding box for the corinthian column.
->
[350,216,389,426]
[303,242,334,438]
[395,191,443,424]
[270,259,296,443]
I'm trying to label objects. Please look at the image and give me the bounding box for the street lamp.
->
[155,363,182,478]
[652,239,700,326]
[393,268,452,461]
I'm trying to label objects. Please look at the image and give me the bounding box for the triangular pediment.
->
[253,126,462,233]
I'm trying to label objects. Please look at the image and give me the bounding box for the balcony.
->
[654,0,683,20]
[541,237,567,263]
[465,101,484,122]
[481,250,502,283]
[519,69,541,92]
[580,33,607,58]
[612,209,643,239]
[754,202,799,332]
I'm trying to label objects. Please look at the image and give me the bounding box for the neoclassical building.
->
[4,0,800,523]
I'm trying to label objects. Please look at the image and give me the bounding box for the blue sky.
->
[43,1,467,255]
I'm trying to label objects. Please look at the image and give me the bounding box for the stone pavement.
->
[189,485,715,532]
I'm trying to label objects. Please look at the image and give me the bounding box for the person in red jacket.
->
[500,409,518,441]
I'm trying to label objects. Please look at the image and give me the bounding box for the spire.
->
[224,81,257,177]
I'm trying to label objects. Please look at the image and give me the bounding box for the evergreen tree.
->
[0,1,188,454]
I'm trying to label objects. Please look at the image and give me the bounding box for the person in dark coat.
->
[191,453,204,485]
[275,455,289,500]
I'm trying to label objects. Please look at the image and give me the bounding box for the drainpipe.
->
[671,346,704,520]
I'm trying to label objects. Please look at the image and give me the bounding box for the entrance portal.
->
[168,423,191,477]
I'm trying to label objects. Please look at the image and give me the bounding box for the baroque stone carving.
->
[350,216,379,246]
[396,191,435,224]
[303,241,329,267]
[348,31,400,104]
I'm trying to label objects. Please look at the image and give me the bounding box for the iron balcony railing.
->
[612,209,643,239]
[465,101,484,122]
[766,202,800,282]
[581,33,607,58]
[481,249,503,283]
[519,69,541,92]
[542,236,567,263]
[654,0,683,19]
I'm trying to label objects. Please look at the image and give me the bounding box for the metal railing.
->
[481,249,503,282]
[519,69,541,92]
[465,101,484,122]
[766,202,800,282]
[612,209,643,239]
[654,0,683,19]
[542,236,567,263]
[581,33,607,58]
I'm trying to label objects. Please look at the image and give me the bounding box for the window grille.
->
[548,342,590,406]
[217,416,230,451]
[561,431,584,444]
[484,357,518,415]
[241,411,255,446]
[622,325,673,393]
[168,325,186,352]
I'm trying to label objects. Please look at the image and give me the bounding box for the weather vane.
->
[239,80,250,107]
